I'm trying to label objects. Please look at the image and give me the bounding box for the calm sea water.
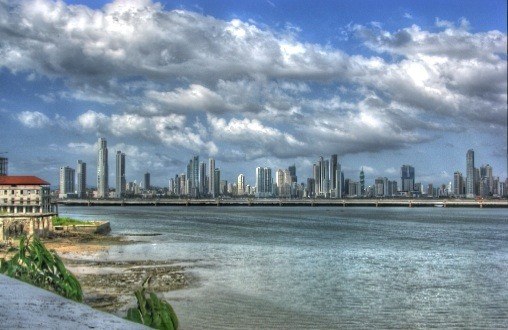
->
[59,206,508,329]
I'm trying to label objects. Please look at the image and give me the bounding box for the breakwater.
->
[57,198,508,208]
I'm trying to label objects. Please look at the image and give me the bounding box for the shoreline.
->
[43,234,192,316]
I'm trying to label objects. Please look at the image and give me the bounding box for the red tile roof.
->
[0,176,50,185]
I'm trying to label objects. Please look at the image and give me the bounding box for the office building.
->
[59,166,75,198]
[209,158,215,197]
[330,155,338,195]
[143,172,150,190]
[255,167,273,198]
[288,164,297,183]
[453,171,464,196]
[466,149,475,198]
[199,162,206,195]
[97,137,108,198]
[76,160,86,199]
[115,151,126,198]
[213,168,221,197]
[401,165,415,193]
[359,168,365,196]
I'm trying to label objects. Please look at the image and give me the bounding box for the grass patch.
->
[52,216,88,226]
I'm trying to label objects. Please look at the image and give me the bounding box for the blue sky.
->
[0,0,506,188]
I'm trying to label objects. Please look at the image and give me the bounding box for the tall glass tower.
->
[97,138,108,198]
[77,160,86,199]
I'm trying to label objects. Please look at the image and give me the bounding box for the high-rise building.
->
[115,151,126,198]
[255,167,272,198]
[208,158,215,197]
[401,165,415,193]
[466,149,475,198]
[288,164,297,183]
[359,168,365,196]
[97,138,108,198]
[330,155,338,193]
[375,177,384,196]
[213,168,221,197]
[143,172,150,190]
[0,157,7,176]
[335,163,342,198]
[306,178,315,198]
[199,162,206,195]
[237,174,245,195]
[76,160,86,199]
[313,163,320,196]
[59,166,75,198]
[453,171,464,196]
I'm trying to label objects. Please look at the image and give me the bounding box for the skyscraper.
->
[76,160,86,199]
[213,168,221,197]
[237,174,245,195]
[209,158,215,197]
[115,151,126,198]
[0,157,7,176]
[255,167,273,198]
[466,149,475,198]
[143,172,150,190]
[97,137,108,198]
[288,164,297,183]
[59,166,75,198]
[401,165,415,193]
[359,168,365,196]
[453,171,464,196]
[330,154,338,194]
[199,162,206,195]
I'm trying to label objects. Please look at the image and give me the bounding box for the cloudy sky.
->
[1,0,506,188]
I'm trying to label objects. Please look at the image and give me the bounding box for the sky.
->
[0,0,506,189]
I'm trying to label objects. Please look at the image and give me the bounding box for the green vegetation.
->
[52,216,88,226]
[0,236,83,302]
[126,279,179,330]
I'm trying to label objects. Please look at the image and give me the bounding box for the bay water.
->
[59,206,508,329]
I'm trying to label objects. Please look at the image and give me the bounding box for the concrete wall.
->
[0,275,147,329]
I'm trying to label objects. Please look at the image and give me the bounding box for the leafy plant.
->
[0,236,83,302]
[52,216,88,226]
[126,278,179,330]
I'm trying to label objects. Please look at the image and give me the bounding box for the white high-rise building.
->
[97,137,108,198]
[237,174,246,195]
[255,167,272,198]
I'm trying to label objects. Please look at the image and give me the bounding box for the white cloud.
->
[2,0,506,161]
[17,111,51,128]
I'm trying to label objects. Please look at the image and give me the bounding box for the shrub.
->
[52,216,88,226]
[126,281,179,330]
[0,236,83,302]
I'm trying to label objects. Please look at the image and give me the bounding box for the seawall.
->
[0,274,147,329]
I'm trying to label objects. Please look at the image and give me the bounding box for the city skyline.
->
[0,0,506,187]
[48,137,508,198]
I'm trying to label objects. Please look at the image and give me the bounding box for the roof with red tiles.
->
[0,176,50,185]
